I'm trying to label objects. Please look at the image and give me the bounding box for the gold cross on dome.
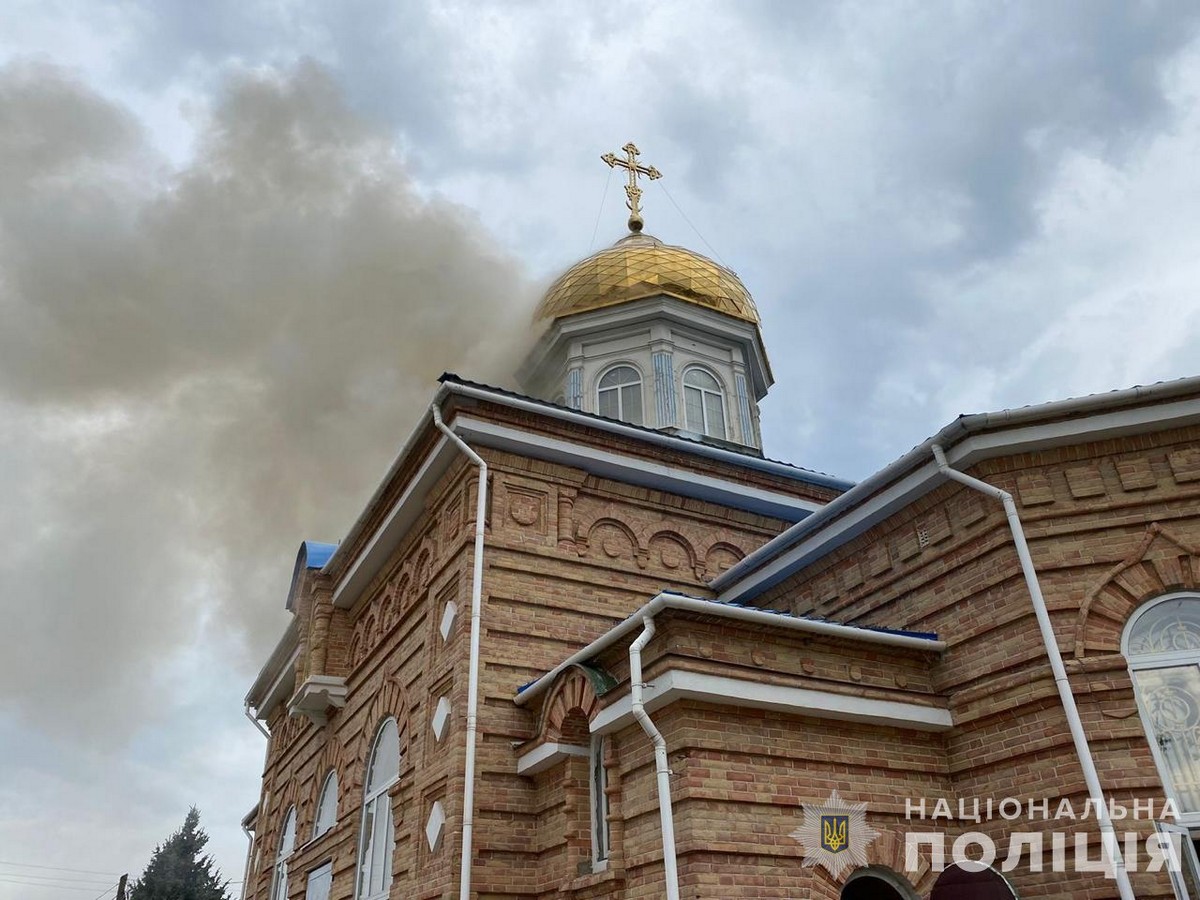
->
[602,142,662,233]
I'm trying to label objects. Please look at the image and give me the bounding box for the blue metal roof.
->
[301,541,337,570]
[285,540,338,611]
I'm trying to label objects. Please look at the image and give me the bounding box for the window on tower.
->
[683,367,726,439]
[597,365,643,425]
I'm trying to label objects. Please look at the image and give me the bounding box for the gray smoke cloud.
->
[0,59,535,740]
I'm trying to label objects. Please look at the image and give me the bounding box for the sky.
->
[3,1,1200,896]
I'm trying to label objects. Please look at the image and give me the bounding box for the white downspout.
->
[431,404,488,900]
[629,617,681,900]
[240,819,255,900]
[931,445,1134,900]
[243,702,270,900]
[244,700,271,739]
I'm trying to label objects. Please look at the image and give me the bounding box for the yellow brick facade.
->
[244,388,1200,900]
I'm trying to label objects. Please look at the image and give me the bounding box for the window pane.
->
[273,866,288,900]
[704,391,725,438]
[305,863,333,900]
[597,388,619,420]
[357,800,376,898]
[1136,665,1200,813]
[279,808,296,856]
[684,386,704,432]
[367,720,399,793]
[600,366,637,388]
[315,772,338,837]
[621,384,643,425]
[1129,599,1200,656]
[591,737,609,862]
[1157,823,1200,899]
[684,368,719,391]
[382,801,394,895]
[370,797,390,895]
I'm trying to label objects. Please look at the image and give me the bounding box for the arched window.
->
[929,863,1017,899]
[356,719,400,900]
[1124,595,1200,900]
[1126,594,1200,815]
[314,770,339,839]
[271,806,296,900]
[589,735,610,869]
[682,368,726,439]
[842,867,919,900]
[597,365,643,425]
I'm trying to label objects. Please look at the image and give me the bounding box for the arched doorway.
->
[929,864,1016,900]
[841,867,918,900]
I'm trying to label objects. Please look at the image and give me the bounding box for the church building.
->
[241,145,1200,900]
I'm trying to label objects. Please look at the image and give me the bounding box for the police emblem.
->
[791,791,879,879]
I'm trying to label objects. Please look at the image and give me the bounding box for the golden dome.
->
[536,233,760,324]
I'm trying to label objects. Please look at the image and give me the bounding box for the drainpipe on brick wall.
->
[629,617,681,900]
[242,702,269,900]
[931,444,1134,900]
[240,819,255,900]
[244,700,270,739]
[431,404,488,900]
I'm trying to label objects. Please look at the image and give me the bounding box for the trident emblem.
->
[821,815,849,853]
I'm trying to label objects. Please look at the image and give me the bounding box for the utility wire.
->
[0,870,116,886]
[588,165,615,252]
[0,876,115,893]
[0,861,121,878]
[658,181,732,270]
[89,881,121,900]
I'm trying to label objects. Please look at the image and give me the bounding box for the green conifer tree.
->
[130,807,231,900]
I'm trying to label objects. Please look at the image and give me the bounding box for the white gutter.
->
[515,591,943,708]
[451,415,822,520]
[430,404,488,900]
[931,444,1134,900]
[714,379,1200,599]
[245,619,300,717]
[439,379,853,491]
[629,617,681,900]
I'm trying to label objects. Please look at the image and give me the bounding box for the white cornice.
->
[322,395,846,620]
[246,619,298,711]
[520,295,774,397]
[440,380,852,491]
[515,742,590,776]
[332,434,453,609]
[714,388,1200,602]
[514,591,944,708]
[255,646,299,721]
[452,415,823,521]
[589,669,953,734]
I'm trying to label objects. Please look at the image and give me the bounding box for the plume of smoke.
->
[0,59,535,739]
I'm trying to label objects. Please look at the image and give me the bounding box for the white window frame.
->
[589,734,610,871]
[313,770,338,839]
[1124,592,1200,832]
[304,861,333,900]
[355,719,400,900]
[596,364,644,425]
[1158,821,1200,899]
[270,806,296,900]
[682,366,727,439]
